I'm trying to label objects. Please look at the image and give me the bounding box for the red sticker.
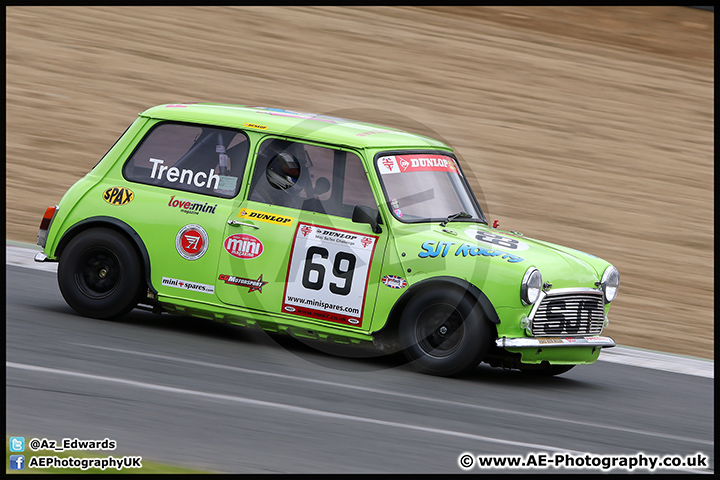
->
[224,234,264,259]
[175,225,209,261]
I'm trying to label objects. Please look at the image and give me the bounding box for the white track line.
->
[6,244,713,379]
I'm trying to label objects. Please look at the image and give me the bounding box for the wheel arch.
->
[373,276,499,347]
[56,216,156,295]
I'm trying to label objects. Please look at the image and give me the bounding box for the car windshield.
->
[376,152,486,224]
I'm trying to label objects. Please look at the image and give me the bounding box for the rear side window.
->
[123,122,249,198]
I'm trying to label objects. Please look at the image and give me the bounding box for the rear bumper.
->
[496,335,616,349]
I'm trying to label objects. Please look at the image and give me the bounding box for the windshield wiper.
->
[440,211,472,227]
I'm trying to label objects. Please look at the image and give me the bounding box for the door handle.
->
[227,220,259,229]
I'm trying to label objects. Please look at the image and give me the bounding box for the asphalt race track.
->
[5,263,714,473]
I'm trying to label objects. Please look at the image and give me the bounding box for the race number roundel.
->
[176,224,209,260]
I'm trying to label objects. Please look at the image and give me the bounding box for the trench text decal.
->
[175,225,209,260]
[149,158,221,190]
[283,223,378,327]
[239,208,293,226]
[103,187,134,206]
[419,240,524,263]
[218,273,268,293]
[161,277,214,294]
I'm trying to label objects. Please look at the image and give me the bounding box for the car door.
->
[121,121,250,300]
[215,137,388,331]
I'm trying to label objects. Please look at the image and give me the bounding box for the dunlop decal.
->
[239,208,294,226]
[103,187,134,206]
[244,122,268,130]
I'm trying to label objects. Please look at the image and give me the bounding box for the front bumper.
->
[496,335,616,349]
[495,335,615,365]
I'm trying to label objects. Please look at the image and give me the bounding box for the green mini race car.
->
[35,103,618,376]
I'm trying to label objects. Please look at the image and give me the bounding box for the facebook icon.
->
[9,455,25,470]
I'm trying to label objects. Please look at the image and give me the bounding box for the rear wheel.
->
[58,228,143,319]
[399,288,491,376]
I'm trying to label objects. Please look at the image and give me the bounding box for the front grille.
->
[530,290,605,336]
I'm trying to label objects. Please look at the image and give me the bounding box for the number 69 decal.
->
[283,223,378,327]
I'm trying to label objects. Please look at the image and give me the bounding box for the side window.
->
[123,122,249,198]
[248,138,376,218]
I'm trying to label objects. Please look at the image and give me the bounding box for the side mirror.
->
[352,205,382,234]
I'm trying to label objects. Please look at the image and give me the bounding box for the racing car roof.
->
[140,103,451,151]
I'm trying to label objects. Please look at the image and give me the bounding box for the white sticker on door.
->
[283,223,378,327]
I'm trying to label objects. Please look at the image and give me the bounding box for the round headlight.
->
[521,267,542,306]
[601,265,620,303]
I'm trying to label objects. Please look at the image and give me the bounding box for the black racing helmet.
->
[266,152,301,190]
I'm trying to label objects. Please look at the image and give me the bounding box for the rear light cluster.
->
[37,205,59,248]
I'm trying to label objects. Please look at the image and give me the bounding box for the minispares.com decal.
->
[161,277,214,294]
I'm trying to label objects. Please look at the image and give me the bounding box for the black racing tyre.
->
[519,364,575,376]
[399,288,491,376]
[58,228,144,319]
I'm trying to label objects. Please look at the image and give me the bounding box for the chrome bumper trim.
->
[496,336,616,349]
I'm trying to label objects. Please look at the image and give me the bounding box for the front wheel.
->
[58,228,143,319]
[399,288,491,376]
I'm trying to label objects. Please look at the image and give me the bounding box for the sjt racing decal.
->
[419,240,524,263]
[239,208,293,226]
[175,224,209,260]
[224,234,264,259]
[218,274,267,293]
[283,223,378,327]
[168,195,217,215]
[103,187,134,206]
[381,275,407,289]
[161,277,214,294]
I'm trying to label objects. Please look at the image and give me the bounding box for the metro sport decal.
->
[218,274,268,293]
[238,208,293,226]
